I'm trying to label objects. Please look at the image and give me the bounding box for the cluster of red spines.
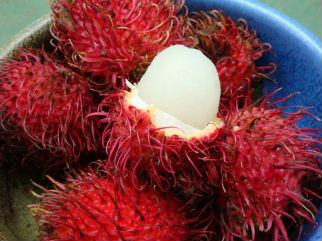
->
[210,96,322,241]
[94,90,224,191]
[183,10,274,99]
[31,170,193,241]
[0,50,100,164]
[51,0,194,90]
[0,1,319,240]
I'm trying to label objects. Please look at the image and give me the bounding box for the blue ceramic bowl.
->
[0,1,320,240]
[186,0,322,240]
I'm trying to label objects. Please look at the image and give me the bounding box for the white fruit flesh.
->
[126,45,223,138]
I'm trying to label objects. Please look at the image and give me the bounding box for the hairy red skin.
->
[51,0,194,91]
[209,95,322,241]
[183,10,274,99]
[0,50,100,166]
[31,170,193,241]
[91,90,224,192]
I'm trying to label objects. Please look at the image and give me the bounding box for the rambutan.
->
[183,10,274,99]
[93,45,224,191]
[51,0,193,90]
[0,50,100,166]
[30,169,193,241]
[211,94,322,241]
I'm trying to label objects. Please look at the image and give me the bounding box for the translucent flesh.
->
[137,45,221,130]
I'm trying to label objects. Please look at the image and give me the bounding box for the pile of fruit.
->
[0,0,321,240]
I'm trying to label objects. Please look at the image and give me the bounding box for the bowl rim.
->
[0,14,51,60]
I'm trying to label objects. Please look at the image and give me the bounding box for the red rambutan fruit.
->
[51,0,194,90]
[92,45,225,191]
[0,50,100,166]
[96,89,223,191]
[30,169,194,241]
[211,94,322,241]
[183,10,275,99]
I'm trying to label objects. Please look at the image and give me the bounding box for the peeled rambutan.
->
[51,0,193,90]
[93,45,225,191]
[0,50,100,166]
[97,88,223,191]
[183,10,274,98]
[211,94,322,241]
[30,169,194,241]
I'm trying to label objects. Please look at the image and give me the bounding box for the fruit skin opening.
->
[126,83,223,139]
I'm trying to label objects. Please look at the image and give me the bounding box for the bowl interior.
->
[0,0,321,240]
[0,167,42,241]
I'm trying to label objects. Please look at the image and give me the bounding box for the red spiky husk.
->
[211,94,322,241]
[0,50,100,166]
[51,0,194,91]
[91,90,224,192]
[183,10,275,99]
[31,169,194,241]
